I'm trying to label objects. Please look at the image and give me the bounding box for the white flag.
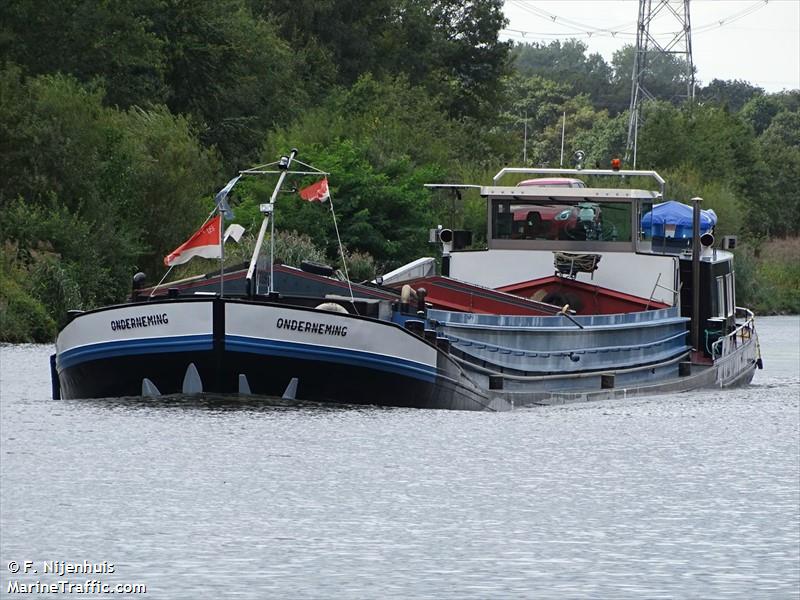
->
[224,224,245,244]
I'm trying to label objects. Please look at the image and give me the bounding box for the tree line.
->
[1,0,798,340]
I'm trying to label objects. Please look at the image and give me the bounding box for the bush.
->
[0,248,57,342]
[340,250,377,282]
[755,238,800,314]
[271,230,328,267]
[173,229,330,282]
[29,255,83,323]
[735,238,800,315]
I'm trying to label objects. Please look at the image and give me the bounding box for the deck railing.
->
[711,307,756,359]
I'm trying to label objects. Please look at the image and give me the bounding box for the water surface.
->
[1,316,798,598]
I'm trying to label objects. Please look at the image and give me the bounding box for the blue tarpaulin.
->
[641,200,717,238]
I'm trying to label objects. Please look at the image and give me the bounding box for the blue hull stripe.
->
[57,334,437,384]
[57,335,214,371]
[226,335,437,383]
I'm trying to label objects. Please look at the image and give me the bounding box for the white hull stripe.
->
[225,335,437,383]
[56,335,213,371]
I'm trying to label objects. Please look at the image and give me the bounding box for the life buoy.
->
[315,302,348,314]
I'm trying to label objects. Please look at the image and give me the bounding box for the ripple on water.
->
[1,317,798,598]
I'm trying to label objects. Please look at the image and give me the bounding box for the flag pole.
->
[219,206,224,298]
[211,174,242,298]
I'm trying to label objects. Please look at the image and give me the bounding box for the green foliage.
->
[570,111,628,168]
[265,140,440,270]
[29,257,83,327]
[264,74,472,168]
[3,199,118,308]
[108,106,221,274]
[0,246,57,342]
[253,76,478,269]
[734,240,800,315]
[145,0,306,168]
[0,0,307,168]
[637,101,760,191]
[740,94,785,136]
[511,41,692,117]
[1,9,799,342]
[271,231,329,268]
[341,250,377,282]
[756,111,800,236]
[254,0,511,120]
[611,45,693,106]
[496,74,622,167]
[698,79,763,113]
[660,166,745,239]
[0,68,219,339]
[0,0,167,108]
[512,40,615,112]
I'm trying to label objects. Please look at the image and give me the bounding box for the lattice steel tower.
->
[626,0,695,167]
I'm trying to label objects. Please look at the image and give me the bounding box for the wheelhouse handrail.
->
[711,307,756,359]
[492,167,665,196]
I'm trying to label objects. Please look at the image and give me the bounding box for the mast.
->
[268,149,298,296]
[244,149,297,297]
[241,149,331,298]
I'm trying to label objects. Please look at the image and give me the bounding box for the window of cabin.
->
[725,272,735,317]
[491,199,632,242]
[715,276,725,318]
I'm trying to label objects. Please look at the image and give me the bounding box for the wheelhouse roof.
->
[425,167,666,203]
[480,186,662,202]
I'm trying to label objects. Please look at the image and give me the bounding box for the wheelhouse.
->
[483,168,664,254]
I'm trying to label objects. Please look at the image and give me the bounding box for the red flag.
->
[164,214,222,266]
[299,178,330,202]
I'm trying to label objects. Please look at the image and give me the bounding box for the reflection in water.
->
[0,317,798,599]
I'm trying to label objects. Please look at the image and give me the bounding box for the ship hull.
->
[52,297,760,411]
[53,298,497,411]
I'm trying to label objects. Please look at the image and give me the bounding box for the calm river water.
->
[1,316,798,599]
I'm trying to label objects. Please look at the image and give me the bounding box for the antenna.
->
[626,0,695,167]
[523,109,528,165]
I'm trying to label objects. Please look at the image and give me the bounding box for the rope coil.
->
[553,252,601,279]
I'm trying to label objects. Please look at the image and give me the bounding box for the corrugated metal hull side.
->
[430,307,690,375]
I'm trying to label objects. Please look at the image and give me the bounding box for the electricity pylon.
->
[626,0,695,168]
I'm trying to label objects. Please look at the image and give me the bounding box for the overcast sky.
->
[501,0,800,93]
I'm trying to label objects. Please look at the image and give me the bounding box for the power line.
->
[508,0,636,35]
[503,0,769,41]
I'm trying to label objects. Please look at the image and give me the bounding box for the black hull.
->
[53,297,759,411]
[56,350,496,411]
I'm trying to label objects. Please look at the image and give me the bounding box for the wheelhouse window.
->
[491,199,632,242]
[725,272,735,317]
[715,276,726,318]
